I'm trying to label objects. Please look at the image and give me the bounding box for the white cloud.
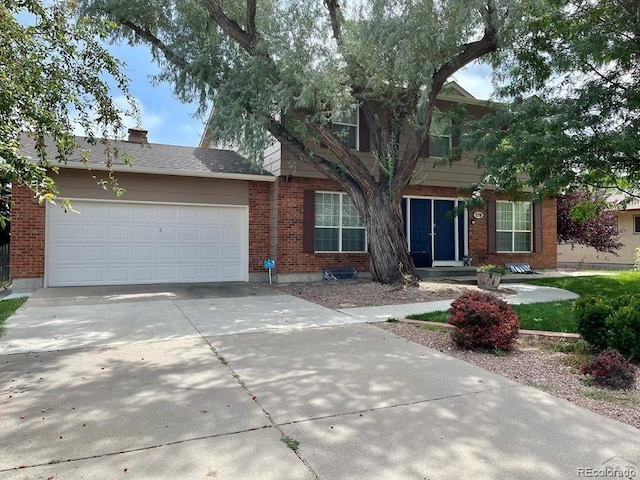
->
[451,61,494,100]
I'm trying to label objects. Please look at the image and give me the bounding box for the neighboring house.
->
[11,83,558,291]
[558,195,640,269]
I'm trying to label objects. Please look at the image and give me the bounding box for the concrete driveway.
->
[1,283,638,479]
[0,283,360,354]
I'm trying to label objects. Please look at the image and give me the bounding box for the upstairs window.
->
[332,109,358,150]
[428,112,451,158]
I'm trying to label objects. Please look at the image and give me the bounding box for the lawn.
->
[407,271,640,333]
[0,297,28,337]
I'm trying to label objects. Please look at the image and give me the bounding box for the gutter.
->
[57,162,276,183]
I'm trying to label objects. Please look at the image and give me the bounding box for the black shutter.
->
[487,199,497,253]
[420,137,430,158]
[302,190,316,253]
[533,202,543,252]
[358,109,370,152]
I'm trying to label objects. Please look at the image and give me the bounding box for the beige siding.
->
[263,141,283,176]
[558,210,640,267]
[55,169,249,206]
[410,156,484,187]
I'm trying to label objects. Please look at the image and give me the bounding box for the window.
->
[496,201,532,252]
[635,215,640,234]
[428,112,451,158]
[315,192,366,252]
[332,109,358,150]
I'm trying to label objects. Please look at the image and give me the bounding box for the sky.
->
[110,44,495,148]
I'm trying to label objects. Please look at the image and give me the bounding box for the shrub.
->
[579,349,637,390]
[573,296,613,350]
[448,291,520,351]
[606,302,640,360]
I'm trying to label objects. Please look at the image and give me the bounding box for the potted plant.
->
[476,264,507,289]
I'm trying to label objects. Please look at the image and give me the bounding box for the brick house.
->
[11,84,557,291]
[212,82,557,282]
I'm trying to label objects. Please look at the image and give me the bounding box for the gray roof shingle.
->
[20,135,273,179]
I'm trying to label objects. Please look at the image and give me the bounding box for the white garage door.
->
[46,200,248,286]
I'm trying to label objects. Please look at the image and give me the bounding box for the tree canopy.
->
[557,191,622,254]
[81,0,530,284]
[1,0,136,222]
[468,0,640,198]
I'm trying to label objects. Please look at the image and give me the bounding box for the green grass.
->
[407,272,640,333]
[408,302,578,332]
[0,297,28,337]
[525,271,640,297]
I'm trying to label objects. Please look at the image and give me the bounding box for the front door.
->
[403,197,467,266]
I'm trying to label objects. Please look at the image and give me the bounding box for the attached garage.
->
[11,131,274,292]
[46,200,248,286]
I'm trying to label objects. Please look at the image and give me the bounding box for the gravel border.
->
[375,321,640,430]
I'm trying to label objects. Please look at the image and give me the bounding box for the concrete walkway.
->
[0,283,638,479]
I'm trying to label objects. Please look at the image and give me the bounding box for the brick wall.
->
[468,194,557,269]
[10,185,46,279]
[248,181,272,273]
[272,179,558,275]
[274,177,370,274]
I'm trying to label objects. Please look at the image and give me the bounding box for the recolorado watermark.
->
[577,456,637,479]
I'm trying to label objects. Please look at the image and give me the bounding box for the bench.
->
[322,266,358,280]
[505,263,537,274]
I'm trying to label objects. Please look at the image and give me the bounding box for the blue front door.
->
[433,200,456,261]
[404,198,465,264]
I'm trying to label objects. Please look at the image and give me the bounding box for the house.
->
[558,195,640,269]
[11,84,557,291]
[202,82,557,282]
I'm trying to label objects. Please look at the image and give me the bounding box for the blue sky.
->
[111,44,494,148]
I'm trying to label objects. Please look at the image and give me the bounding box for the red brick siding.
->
[468,194,557,269]
[10,185,46,279]
[274,177,370,274]
[273,179,558,274]
[248,181,272,273]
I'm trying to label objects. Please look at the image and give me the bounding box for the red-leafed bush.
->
[448,291,520,351]
[579,349,637,390]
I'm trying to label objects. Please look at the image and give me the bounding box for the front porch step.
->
[416,267,476,279]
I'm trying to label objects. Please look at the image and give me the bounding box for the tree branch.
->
[324,0,342,45]
[117,18,190,71]
[246,0,257,43]
[200,0,253,52]
[432,2,499,93]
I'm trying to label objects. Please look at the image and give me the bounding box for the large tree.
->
[468,0,640,198]
[81,0,527,284]
[1,0,136,222]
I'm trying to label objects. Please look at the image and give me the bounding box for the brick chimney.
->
[127,127,148,143]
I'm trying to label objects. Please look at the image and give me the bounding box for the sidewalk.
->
[337,283,579,321]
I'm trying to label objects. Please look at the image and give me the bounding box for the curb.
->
[398,319,581,339]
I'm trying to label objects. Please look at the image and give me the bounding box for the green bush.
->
[573,296,614,350]
[606,302,640,360]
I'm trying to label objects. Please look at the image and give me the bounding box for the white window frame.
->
[496,201,533,253]
[428,112,451,158]
[332,109,359,150]
[315,192,367,253]
[634,215,640,234]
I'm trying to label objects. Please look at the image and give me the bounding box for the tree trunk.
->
[360,190,417,285]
